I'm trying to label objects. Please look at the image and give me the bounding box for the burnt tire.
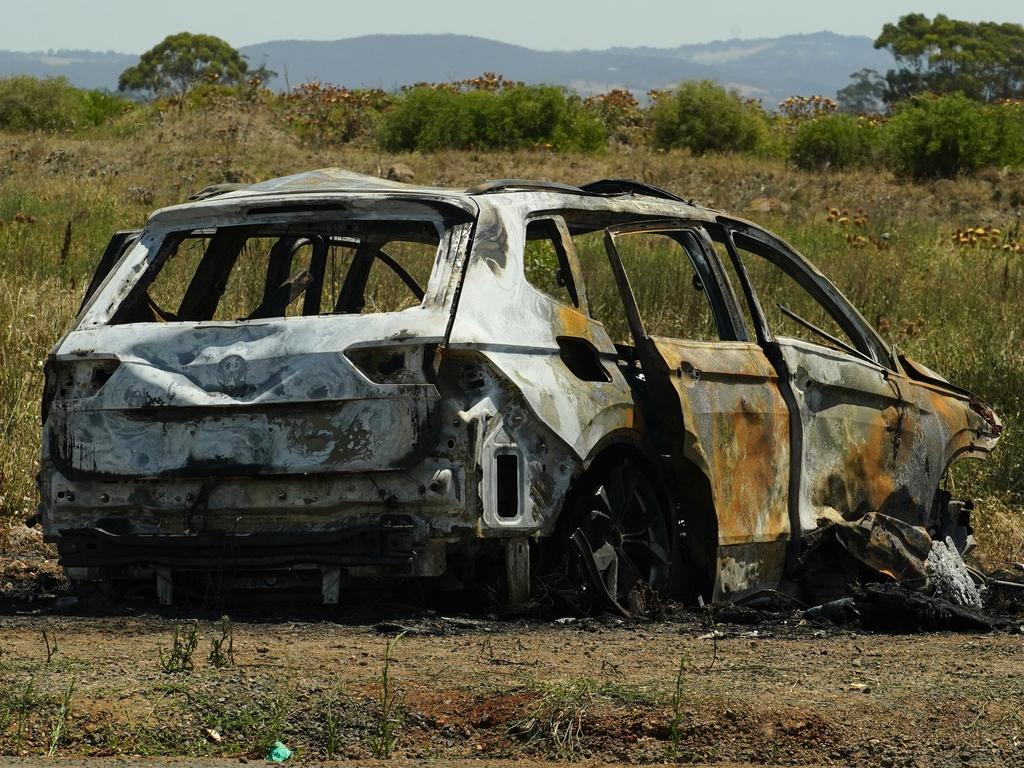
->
[555,456,672,614]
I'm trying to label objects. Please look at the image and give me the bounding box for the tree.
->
[118,33,248,97]
[837,69,887,113]
[870,14,1024,105]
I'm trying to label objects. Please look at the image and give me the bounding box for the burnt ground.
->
[2,527,1024,767]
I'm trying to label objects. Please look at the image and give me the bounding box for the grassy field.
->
[0,92,1022,566]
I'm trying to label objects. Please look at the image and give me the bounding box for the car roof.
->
[188,168,697,207]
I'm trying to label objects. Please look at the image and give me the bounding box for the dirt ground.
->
[1,592,1023,765]
[1,527,1023,767]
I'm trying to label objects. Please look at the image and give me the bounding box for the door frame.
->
[711,219,932,537]
[602,220,794,600]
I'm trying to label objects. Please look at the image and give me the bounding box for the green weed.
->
[320,688,348,759]
[207,616,235,669]
[1,678,41,751]
[46,676,75,756]
[368,632,405,759]
[667,655,690,760]
[159,622,199,673]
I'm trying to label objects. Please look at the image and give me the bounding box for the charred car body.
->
[38,170,1002,609]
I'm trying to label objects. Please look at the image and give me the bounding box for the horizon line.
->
[0,28,867,58]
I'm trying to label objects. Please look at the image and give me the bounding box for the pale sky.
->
[4,0,1023,53]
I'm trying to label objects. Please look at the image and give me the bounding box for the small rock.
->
[128,187,155,205]
[698,630,725,640]
[386,163,415,183]
[848,682,871,694]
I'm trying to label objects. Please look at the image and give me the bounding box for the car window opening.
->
[523,217,581,309]
[111,220,442,325]
[727,231,869,359]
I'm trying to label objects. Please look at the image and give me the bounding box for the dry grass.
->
[0,93,1021,564]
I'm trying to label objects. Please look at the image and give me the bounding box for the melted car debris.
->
[35,169,1003,615]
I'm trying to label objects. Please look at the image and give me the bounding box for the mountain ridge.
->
[0,31,893,106]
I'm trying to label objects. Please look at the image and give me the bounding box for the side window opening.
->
[523,217,581,309]
[603,230,722,345]
[570,228,623,334]
[571,222,740,347]
[726,230,872,360]
[111,221,441,325]
[706,228,760,339]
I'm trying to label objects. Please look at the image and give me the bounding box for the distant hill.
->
[0,32,893,107]
[0,49,136,90]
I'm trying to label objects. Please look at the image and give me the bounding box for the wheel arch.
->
[566,430,720,604]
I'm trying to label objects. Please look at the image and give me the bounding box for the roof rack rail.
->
[466,179,586,196]
[579,179,687,202]
[189,183,247,201]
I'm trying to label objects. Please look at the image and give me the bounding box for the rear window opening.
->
[112,219,442,324]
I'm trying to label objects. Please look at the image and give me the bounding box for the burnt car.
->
[38,169,1002,610]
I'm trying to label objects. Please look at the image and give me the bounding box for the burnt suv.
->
[38,169,1002,609]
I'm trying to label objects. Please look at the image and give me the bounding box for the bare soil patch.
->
[0,594,1021,766]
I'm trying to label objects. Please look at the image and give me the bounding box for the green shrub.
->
[79,89,131,126]
[883,93,996,179]
[650,80,766,155]
[376,88,481,151]
[0,76,129,132]
[0,76,85,131]
[988,100,1024,167]
[377,85,606,152]
[791,114,874,170]
[753,116,793,162]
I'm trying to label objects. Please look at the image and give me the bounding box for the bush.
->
[988,100,1024,167]
[0,76,85,131]
[650,80,766,155]
[791,114,874,170]
[80,89,131,126]
[281,83,396,147]
[0,76,129,132]
[883,94,996,179]
[583,89,643,144]
[377,84,606,152]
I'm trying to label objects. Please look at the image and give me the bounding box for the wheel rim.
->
[572,459,671,605]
